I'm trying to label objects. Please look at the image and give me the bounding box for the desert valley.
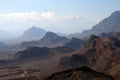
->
[0,11,119,80]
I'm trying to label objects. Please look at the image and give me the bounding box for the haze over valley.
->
[0,0,120,80]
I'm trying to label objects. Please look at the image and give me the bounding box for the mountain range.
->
[20,32,70,48]
[0,11,120,45]
[0,11,120,80]
[68,11,120,39]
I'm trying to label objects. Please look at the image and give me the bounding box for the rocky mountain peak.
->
[87,35,99,43]
[43,32,59,39]
[111,11,120,17]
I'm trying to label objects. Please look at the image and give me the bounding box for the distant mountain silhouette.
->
[0,41,6,48]
[69,11,120,39]
[59,34,120,80]
[21,26,46,41]
[20,32,69,48]
[43,66,114,80]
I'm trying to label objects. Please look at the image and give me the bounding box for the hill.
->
[21,32,69,48]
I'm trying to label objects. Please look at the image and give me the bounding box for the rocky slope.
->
[43,66,114,80]
[59,35,120,80]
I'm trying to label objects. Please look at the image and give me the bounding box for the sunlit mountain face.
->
[0,0,120,80]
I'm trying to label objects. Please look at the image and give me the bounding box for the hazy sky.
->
[0,0,120,34]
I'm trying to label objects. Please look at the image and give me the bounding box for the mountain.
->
[14,47,54,61]
[0,47,55,66]
[0,42,6,47]
[91,11,120,34]
[7,66,114,80]
[69,11,120,39]
[56,33,67,37]
[100,32,120,39]
[15,46,73,60]
[68,33,81,39]
[63,37,85,50]
[43,66,114,80]
[39,32,70,47]
[21,26,46,41]
[20,32,70,48]
[0,45,74,69]
[59,35,120,80]
[0,41,7,49]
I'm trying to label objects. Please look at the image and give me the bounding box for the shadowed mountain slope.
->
[63,37,85,50]
[43,66,114,80]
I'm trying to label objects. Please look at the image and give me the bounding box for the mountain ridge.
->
[43,66,114,80]
[68,11,120,39]
[20,32,69,48]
